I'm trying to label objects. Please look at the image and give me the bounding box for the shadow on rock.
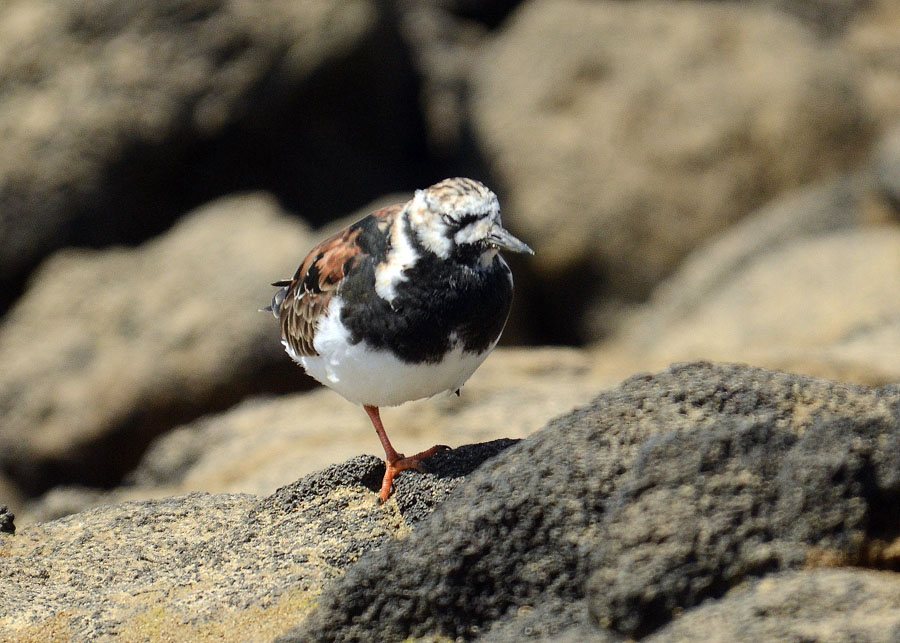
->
[255,438,521,530]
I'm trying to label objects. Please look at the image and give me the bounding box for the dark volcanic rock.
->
[0,505,14,534]
[587,412,900,637]
[645,568,900,642]
[286,362,900,642]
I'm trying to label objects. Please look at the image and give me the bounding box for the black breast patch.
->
[338,253,514,364]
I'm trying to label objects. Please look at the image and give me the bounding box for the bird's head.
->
[406,177,533,261]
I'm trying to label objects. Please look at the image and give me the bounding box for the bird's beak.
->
[489,225,534,255]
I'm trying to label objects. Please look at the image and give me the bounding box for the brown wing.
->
[277,205,400,357]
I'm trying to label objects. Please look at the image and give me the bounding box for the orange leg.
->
[363,405,447,502]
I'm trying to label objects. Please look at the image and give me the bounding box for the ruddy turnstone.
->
[267,177,532,502]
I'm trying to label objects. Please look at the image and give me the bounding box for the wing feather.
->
[275,205,400,358]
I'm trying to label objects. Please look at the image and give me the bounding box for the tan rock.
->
[472,0,871,309]
[843,0,900,127]
[0,0,376,288]
[604,226,900,385]
[0,445,515,641]
[0,194,315,495]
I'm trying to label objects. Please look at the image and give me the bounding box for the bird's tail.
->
[261,280,292,317]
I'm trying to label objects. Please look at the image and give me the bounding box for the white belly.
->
[286,297,496,407]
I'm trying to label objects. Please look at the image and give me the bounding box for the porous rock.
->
[645,568,900,642]
[287,362,900,641]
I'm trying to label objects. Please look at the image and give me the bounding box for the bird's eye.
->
[455,213,481,227]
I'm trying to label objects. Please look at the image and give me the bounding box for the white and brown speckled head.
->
[406,178,532,259]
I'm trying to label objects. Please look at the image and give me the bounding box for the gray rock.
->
[471,0,871,337]
[0,441,516,640]
[286,362,900,641]
[585,412,899,636]
[645,569,900,643]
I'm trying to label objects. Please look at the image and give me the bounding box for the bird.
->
[266,177,533,502]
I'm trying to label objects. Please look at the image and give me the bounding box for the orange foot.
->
[378,445,450,503]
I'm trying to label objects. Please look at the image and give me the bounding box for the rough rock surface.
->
[582,408,899,637]
[0,194,315,496]
[645,568,900,642]
[471,0,870,325]
[4,363,900,640]
[288,362,900,641]
[0,441,517,641]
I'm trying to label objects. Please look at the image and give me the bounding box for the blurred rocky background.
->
[1,0,900,636]
[2,0,899,516]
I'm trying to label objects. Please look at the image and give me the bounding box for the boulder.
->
[605,225,900,386]
[288,362,900,641]
[0,0,426,306]
[0,194,314,496]
[471,0,871,337]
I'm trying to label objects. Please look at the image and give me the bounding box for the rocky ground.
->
[1,0,900,640]
[3,363,900,641]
